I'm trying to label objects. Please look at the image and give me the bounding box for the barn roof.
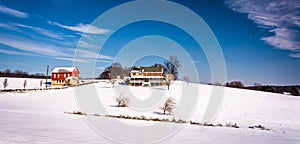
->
[52,67,77,73]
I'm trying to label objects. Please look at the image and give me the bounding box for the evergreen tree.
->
[290,86,299,96]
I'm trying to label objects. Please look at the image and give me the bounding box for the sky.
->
[0,0,299,85]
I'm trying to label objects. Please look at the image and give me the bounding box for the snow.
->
[0,78,300,143]
[51,67,76,73]
[0,77,47,89]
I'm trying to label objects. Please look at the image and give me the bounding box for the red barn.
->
[51,67,79,85]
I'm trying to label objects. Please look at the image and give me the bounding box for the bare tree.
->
[183,76,189,86]
[115,94,129,107]
[161,97,176,115]
[40,80,43,88]
[23,79,27,89]
[164,55,181,80]
[3,78,8,89]
[165,74,174,90]
[254,83,261,87]
[4,69,11,75]
[166,79,170,90]
[110,79,116,88]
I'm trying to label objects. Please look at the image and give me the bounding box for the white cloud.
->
[12,23,65,40]
[47,21,111,34]
[78,41,99,49]
[0,61,27,66]
[54,57,88,63]
[0,22,18,31]
[290,53,300,58]
[0,48,39,57]
[0,35,72,57]
[192,60,202,63]
[0,5,28,18]
[225,0,300,52]
[75,49,114,60]
[95,59,113,63]
[96,66,106,70]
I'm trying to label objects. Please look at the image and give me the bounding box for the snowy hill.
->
[0,78,299,144]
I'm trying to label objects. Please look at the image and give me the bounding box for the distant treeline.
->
[209,81,300,96]
[0,69,47,79]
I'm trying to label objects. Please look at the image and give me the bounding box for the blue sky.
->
[0,0,299,85]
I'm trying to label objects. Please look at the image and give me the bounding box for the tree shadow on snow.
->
[153,111,166,115]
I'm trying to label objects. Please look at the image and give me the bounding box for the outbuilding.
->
[51,67,79,86]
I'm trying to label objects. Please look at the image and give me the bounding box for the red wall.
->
[51,68,80,80]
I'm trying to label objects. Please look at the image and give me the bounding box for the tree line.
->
[0,69,47,78]
[210,81,300,96]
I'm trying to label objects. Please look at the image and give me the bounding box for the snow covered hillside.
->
[0,78,299,144]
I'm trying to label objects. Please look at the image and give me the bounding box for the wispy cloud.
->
[0,61,27,66]
[290,53,300,58]
[0,35,72,57]
[96,66,106,70]
[0,48,40,57]
[225,0,300,53]
[47,21,111,34]
[75,49,114,60]
[96,59,114,63]
[0,22,18,31]
[52,48,113,63]
[78,41,99,49]
[192,60,202,64]
[0,5,28,18]
[54,57,88,63]
[13,23,65,40]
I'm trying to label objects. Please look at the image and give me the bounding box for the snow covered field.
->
[0,78,299,144]
[0,77,47,89]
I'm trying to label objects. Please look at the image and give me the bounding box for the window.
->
[54,74,56,78]
[58,74,60,78]
[64,74,66,78]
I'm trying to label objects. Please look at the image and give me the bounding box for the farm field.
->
[0,78,299,144]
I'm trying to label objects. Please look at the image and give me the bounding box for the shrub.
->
[160,97,176,115]
[116,95,129,107]
[65,111,86,115]
[226,81,244,88]
[3,78,8,89]
[260,85,276,93]
[23,79,27,89]
[40,80,43,88]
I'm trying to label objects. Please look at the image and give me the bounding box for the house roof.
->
[52,67,77,73]
[130,66,163,72]
[143,66,163,72]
